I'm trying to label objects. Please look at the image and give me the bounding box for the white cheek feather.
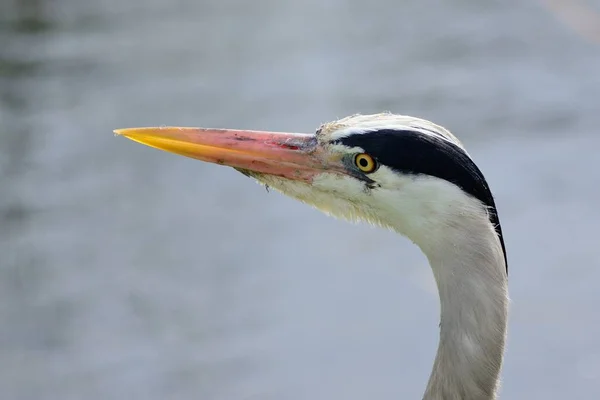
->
[254,165,490,257]
[255,173,374,224]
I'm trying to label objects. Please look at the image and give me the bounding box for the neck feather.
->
[395,204,509,400]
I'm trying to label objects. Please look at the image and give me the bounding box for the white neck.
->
[390,198,509,400]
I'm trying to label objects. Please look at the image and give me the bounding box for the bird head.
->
[115,113,505,262]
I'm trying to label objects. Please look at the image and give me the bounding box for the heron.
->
[115,113,509,400]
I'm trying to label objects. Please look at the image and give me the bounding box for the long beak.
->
[114,126,337,181]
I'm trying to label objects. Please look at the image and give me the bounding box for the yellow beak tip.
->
[113,128,130,136]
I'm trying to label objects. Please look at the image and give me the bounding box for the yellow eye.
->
[354,153,378,173]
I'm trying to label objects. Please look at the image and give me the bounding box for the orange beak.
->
[114,126,340,182]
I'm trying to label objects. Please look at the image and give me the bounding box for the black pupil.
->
[359,157,369,168]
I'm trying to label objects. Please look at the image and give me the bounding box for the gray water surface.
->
[1,1,600,399]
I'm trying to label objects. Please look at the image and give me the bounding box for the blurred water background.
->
[1,0,600,399]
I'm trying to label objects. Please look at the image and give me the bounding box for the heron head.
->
[115,113,505,259]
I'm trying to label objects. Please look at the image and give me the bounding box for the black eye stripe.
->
[335,129,507,273]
